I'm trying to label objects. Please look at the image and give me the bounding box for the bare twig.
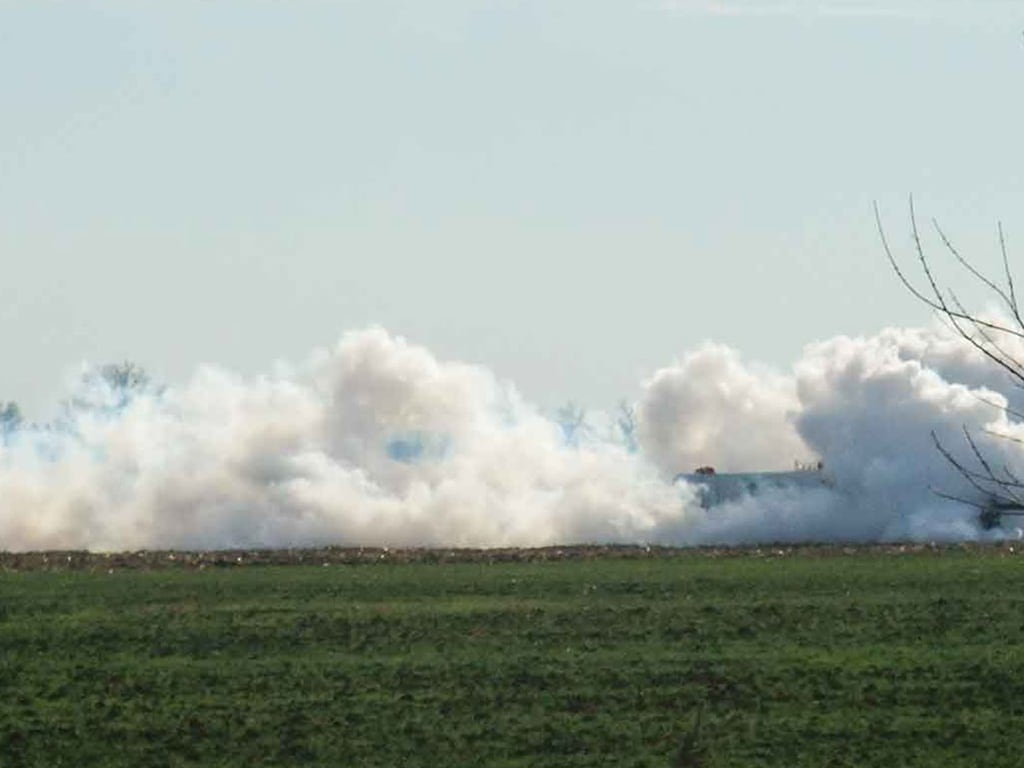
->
[875,200,1024,340]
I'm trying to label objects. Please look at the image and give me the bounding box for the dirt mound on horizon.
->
[2,541,1022,572]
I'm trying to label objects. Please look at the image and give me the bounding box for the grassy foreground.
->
[3,547,1024,767]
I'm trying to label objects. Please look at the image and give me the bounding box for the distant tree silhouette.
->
[0,401,22,444]
[555,401,588,447]
[98,361,150,394]
[615,400,638,453]
[66,361,155,418]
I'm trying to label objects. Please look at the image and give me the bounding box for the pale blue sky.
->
[2,1,1023,417]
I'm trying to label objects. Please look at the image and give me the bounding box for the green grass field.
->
[3,547,1024,767]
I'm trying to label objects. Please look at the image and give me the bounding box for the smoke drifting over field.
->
[1,324,1022,551]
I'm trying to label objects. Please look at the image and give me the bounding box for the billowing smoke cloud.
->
[0,323,1021,551]
[637,343,812,475]
[793,328,1021,541]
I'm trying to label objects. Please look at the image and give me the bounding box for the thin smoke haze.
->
[0,322,1020,552]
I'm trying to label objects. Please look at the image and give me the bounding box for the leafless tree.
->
[0,401,21,444]
[615,399,638,453]
[555,401,588,447]
[97,361,150,394]
[876,197,1024,528]
[63,361,155,421]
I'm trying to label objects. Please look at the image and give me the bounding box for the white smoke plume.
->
[0,323,1021,552]
[637,343,812,475]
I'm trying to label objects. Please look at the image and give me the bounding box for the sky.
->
[3,0,1024,419]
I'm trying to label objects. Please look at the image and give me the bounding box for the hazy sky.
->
[3,0,1023,417]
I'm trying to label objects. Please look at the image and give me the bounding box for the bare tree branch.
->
[875,200,1024,340]
[934,218,1017,317]
[880,197,1024,528]
[973,393,1024,424]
